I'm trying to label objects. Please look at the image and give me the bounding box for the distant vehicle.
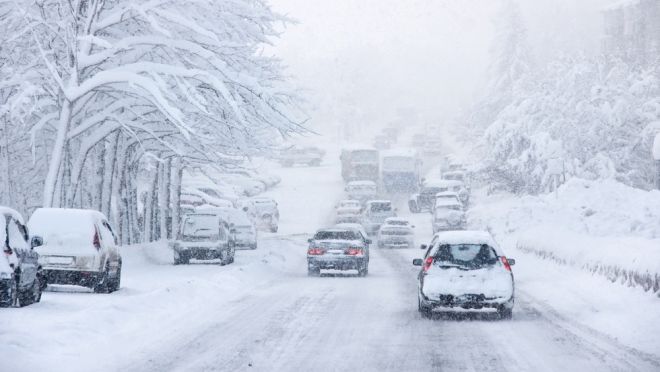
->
[335,200,362,224]
[182,187,234,208]
[346,181,378,206]
[28,208,122,293]
[227,169,279,188]
[1,207,44,307]
[382,126,398,144]
[432,199,466,233]
[240,197,279,232]
[409,179,467,213]
[423,137,442,156]
[278,146,325,167]
[186,183,240,206]
[442,170,466,183]
[340,144,379,182]
[412,134,426,146]
[195,206,257,250]
[380,148,421,194]
[425,124,439,134]
[361,200,397,235]
[214,174,264,196]
[170,212,235,265]
[432,191,462,210]
[413,231,515,319]
[307,228,371,277]
[377,219,414,249]
[372,134,391,150]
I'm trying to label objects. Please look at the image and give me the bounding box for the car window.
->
[313,230,361,241]
[370,203,392,212]
[101,221,118,246]
[433,244,498,269]
[8,219,29,250]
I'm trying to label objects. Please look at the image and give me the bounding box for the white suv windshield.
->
[182,215,222,238]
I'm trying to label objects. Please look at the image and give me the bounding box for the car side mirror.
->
[420,244,427,250]
[508,258,516,266]
[30,236,43,249]
[412,259,423,266]
[307,238,313,243]
[365,239,372,245]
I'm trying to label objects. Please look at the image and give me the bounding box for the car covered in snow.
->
[182,187,234,208]
[432,199,466,233]
[412,133,426,146]
[1,207,45,307]
[372,134,391,150]
[184,183,241,206]
[28,208,122,293]
[377,219,414,249]
[307,228,371,277]
[215,174,264,196]
[334,200,362,223]
[170,212,236,265]
[227,169,279,189]
[225,208,257,250]
[361,200,397,235]
[409,179,467,212]
[413,231,515,319]
[346,181,378,206]
[423,137,442,156]
[239,197,279,232]
[277,146,325,167]
[432,191,462,210]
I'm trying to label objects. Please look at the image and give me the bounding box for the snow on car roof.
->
[342,143,377,151]
[348,181,376,186]
[435,191,459,196]
[435,198,463,206]
[431,231,504,256]
[0,206,24,224]
[382,148,418,158]
[384,217,408,223]
[366,200,392,204]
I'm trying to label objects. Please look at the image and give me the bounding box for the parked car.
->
[227,208,257,250]
[432,199,467,233]
[170,211,235,265]
[377,220,414,249]
[346,181,378,206]
[372,134,391,150]
[412,133,426,146]
[1,207,44,307]
[361,200,397,235]
[215,174,264,196]
[409,179,466,213]
[432,191,462,210]
[413,231,515,319]
[335,200,362,224]
[278,146,325,167]
[382,217,414,228]
[28,208,122,293]
[239,197,279,232]
[184,182,240,206]
[307,228,371,277]
[182,187,234,208]
[227,169,277,188]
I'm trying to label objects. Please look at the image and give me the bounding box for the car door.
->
[8,218,36,288]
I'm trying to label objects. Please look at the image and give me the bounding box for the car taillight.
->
[308,248,325,255]
[501,257,512,271]
[3,247,12,255]
[345,248,363,255]
[93,227,101,250]
[423,257,433,272]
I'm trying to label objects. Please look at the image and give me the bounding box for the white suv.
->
[28,209,122,293]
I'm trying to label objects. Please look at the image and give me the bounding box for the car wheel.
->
[93,265,110,293]
[498,305,513,320]
[308,266,320,277]
[219,249,229,266]
[270,226,278,233]
[251,243,257,250]
[357,262,368,277]
[19,278,42,307]
[0,278,18,308]
[228,247,235,264]
[108,262,122,293]
[418,297,432,319]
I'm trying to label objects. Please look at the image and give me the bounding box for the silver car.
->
[307,229,371,277]
[170,212,236,265]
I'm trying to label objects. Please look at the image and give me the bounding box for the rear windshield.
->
[435,204,462,212]
[182,215,222,238]
[433,244,497,269]
[350,150,378,163]
[370,203,392,212]
[421,187,442,195]
[349,185,376,194]
[313,230,361,241]
[386,220,408,226]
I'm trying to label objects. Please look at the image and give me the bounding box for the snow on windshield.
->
[181,215,221,237]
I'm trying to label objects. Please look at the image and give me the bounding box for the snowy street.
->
[3,152,659,372]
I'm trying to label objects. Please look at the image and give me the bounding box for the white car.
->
[413,231,516,319]
[335,200,362,223]
[346,181,378,206]
[377,222,414,249]
[432,191,462,210]
[227,169,277,188]
[184,182,240,206]
[239,197,279,232]
[382,217,414,228]
[215,174,264,196]
[28,208,122,293]
[182,187,234,208]
[361,200,397,235]
[432,199,467,233]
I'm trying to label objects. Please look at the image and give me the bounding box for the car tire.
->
[418,297,432,319]
[107,262,122,293]
[498,307,513,320]
[219,249,229,266]
[358,262,368,277]
[93,265,110,293]
[0,278,18,308]
[251,243,257,250]
[307,266,320,277]
[228,247,235,264]
[270,227,278,233]
[19,278,42,307]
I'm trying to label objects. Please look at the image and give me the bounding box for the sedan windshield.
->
[434,244,497,269]
[314,230,361,241]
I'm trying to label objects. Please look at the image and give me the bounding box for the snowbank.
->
[517,228,660,292]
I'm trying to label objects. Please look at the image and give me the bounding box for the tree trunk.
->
[159,158,172,240]
[43,101,72,207]
[93,142,106,212]
[170,157,183,241]
[102,132,119,217]
[144,163,159,242]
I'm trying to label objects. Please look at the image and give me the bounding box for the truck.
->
[340,144,379,182]
[380,148,421,194]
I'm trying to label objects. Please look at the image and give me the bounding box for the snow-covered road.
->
[2,146,659,372]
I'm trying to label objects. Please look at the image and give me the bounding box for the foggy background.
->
[268,0,615,137]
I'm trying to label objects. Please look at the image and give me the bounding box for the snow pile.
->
[469,178,660,292]
[654,132,660,160]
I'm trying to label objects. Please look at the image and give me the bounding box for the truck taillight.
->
[501,257,512,271]
[423,257,433,272]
